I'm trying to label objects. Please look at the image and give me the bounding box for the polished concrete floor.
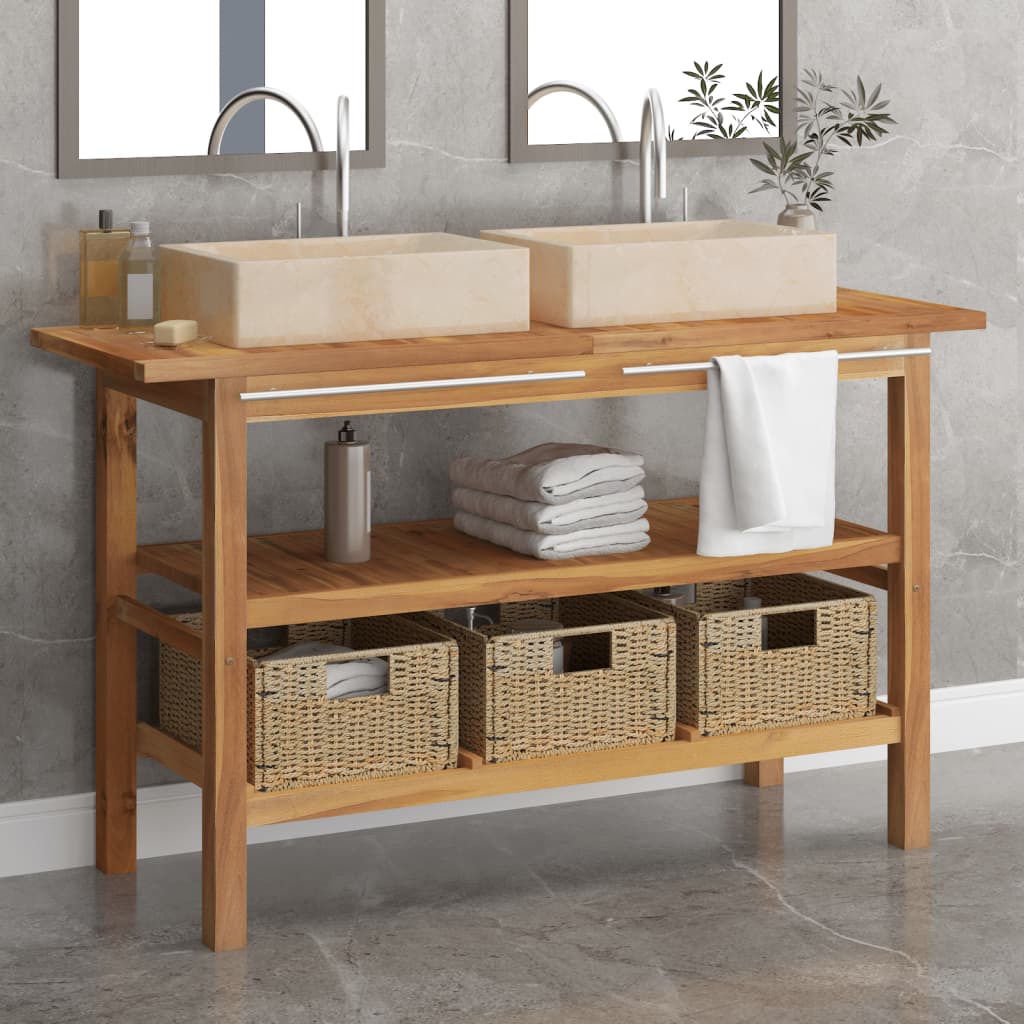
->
[1,745,1022,1024]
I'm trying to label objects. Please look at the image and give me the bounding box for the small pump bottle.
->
[324,421,371,563]
[119,220,160,328]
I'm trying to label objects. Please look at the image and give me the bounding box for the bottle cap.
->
[130,220,150,236]
[338,420,357,443]
[99,209,114,230]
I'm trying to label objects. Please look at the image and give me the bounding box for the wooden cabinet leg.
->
[95,376,138,874]
[744,759,784,788]
[201,378,249,951]
[887,347,931,850]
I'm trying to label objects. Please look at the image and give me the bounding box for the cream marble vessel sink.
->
[160,233,531,348]
[480,221,837,329]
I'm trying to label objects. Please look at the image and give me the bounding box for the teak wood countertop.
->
[32,288,986,385]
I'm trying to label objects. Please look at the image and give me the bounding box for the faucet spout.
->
[528,81,624,143]
[208,87,323,155]
[639,88,667,223]
[337,96,350,237]
[209,88,352,239]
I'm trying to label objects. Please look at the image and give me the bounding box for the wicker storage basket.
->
[413,593,676,764]
[623,575,877,736]
[159,614,459,791]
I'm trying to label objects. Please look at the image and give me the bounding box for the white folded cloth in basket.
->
[454,511,651,560]
[449,443,645,505]
[259,641,389,700]
[451,485,647,535]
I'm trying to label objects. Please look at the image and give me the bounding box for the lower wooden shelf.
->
[138,707,901,829]
[136,497,899,628]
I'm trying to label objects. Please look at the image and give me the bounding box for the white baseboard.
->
[2,678,1022,879]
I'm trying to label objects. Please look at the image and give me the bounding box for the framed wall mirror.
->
[58,0,385,178]
[509,0,796,163]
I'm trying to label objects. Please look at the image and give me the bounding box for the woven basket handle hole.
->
[763,609,818,651]
[325,654,391,701]
[563,631,613,674]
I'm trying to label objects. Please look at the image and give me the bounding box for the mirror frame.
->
[508,0,797,163]
[57,0,386,178]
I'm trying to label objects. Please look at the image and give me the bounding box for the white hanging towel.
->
[697,351,839,557]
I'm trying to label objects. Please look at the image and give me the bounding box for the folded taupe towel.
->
[454,511,651,560]
[449,443,645,505]
[451,485,648,535]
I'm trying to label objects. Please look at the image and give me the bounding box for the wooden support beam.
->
[201,378,250,951]
[887,345,931,849]
[102,372,206,420]
[743,759,785,788]
[115,596,203,658]
[830,565,890,591]
[136,723,203,787]
[95,376,138,874]
[457,748,485,770]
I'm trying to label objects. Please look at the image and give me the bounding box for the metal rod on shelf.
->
[621,347,932,377]
[241,370,587,402]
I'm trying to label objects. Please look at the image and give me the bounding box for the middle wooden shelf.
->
[135,497,898,628]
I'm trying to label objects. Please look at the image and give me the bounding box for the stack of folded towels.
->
[449,442,651,560]
[259,641,389,700]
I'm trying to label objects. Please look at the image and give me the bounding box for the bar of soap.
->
[154,319,198,347]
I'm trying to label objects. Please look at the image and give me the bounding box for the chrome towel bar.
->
[622,347,932,376]
[241,369,587,402]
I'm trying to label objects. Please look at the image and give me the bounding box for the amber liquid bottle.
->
[79,209,130,325]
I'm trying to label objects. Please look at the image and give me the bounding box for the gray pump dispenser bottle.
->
[324,421,371,563]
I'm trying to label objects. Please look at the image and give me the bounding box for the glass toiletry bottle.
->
[324,421,371,563]
[118,220,160,328]
[79,209,130,325]
[646,584,697,608]
[742,583,769,648]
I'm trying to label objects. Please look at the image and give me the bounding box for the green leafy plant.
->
[670,61,779,141]
[751,69,896,210]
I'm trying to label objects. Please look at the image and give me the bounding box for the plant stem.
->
[732,106,758,134]
[777,166,799,204]
[804,77,832,204]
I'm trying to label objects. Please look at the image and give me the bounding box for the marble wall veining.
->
[0,0,1019,802]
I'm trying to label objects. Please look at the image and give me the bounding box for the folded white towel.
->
[454,511,651,560]
[259,641,351,663]
[259,641,389,700]
[450,443,645,505]
[697,351,838,557]
[326,676,388,701]
[452,485,648,535]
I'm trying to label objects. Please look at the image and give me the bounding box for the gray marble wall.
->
[0,0,1018,802]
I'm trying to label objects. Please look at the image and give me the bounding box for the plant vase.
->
[778,204,817,231]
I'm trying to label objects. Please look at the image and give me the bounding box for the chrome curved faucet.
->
[336,96,350,237]
[527,80,623,143]
[639,88,668,223]
[208,87,323,155]
[208,88,351,237]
